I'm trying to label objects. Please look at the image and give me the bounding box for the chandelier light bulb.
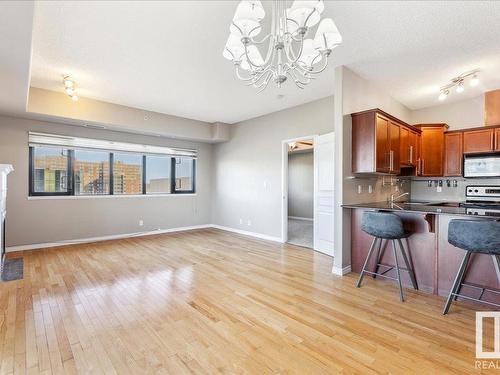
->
[64,79,74,88]
[470,74,479,86]
[71,95,79,102]
[456,82,464,93]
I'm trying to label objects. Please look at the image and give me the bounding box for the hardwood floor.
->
[0,228,496,374]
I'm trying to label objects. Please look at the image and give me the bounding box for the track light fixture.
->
[63,75,78,102]
[437,69,479,101]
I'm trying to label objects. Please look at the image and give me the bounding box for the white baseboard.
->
[6,224,213,253]
[6,224,285,252]
[288,216,313,222]
[210,225,283,243]
[331,265,351,276]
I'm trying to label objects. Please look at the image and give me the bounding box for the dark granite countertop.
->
[342,201,500,218]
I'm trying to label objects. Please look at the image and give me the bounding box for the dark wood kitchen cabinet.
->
[496,128,500,151]
[400,127,418,166]
[444,131,463,177]
[415,124,448,177]
[352,109,406,174]
[463,128,494,154]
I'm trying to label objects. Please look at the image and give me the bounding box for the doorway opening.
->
[281,132,335,257]
[287,139,314,248]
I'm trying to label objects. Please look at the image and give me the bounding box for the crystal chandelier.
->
[223,0,342,92]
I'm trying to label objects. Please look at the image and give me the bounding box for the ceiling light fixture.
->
[437,69,479,101]
[470,74,479,87]
[223,0,342,92]
[438,90,449,101]
[62,75,79,102]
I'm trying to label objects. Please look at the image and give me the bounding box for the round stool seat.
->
[448,219,500,254]
[361,211,408,239]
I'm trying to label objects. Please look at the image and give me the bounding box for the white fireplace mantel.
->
[0,164,13,176]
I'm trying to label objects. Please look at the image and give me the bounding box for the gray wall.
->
[410,95,484,130]
[288,151,313,219]
[0,115,213,247]
[212,96,334,239]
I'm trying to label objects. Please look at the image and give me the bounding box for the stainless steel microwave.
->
[464,155,500,178]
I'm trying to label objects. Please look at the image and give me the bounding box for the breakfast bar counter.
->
[343,201,500,218]
[343,202,500,304]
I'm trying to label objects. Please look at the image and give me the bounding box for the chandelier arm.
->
[253,71,272,89]
[231,21,244,37]
[303,8,318,29]
[288,68,310,86]
[251,68,273,87]
[249,33,273,45]
[256,73,273,93]
[243,43,264,69]
[285,37,305,64]
[235,65,257,81]
[293,54,329,75]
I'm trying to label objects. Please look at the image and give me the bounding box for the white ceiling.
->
[24,1,500,123]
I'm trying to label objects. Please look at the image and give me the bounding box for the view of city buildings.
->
[33,148,193,194]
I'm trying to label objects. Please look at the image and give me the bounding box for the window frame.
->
[29,146,73,196]
[28,146,196,197]
[172,157,196,194]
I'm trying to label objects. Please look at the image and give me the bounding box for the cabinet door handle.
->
[390,150,394,172]
[409,146,413,164]
[421,159,425,175]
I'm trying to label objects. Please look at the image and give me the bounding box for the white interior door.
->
[314,132,335,256]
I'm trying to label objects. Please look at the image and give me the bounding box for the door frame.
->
[281,134,318,246]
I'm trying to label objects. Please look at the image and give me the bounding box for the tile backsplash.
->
[410,178,500,202]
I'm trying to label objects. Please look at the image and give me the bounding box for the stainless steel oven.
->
[463,154,500,178]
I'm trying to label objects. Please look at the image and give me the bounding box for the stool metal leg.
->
[397,239,418,290]
[492,254,500,285]
[372,239,385,279]
[453,251,473,301]
[356,237,378,288]
[443,251,471,315]
[392,240,404,302]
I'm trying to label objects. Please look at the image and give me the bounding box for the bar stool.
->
[443,219,500,315]
[356,211,418,301]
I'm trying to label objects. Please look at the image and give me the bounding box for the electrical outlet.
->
[247,220,252,226]
[357,185,362,194]
[139,220,144,226]
[437,186,442,193]
[368,185,373,194]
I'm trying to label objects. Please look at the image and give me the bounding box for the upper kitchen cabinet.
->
[463,128,494,153]
[496,128,500,151]
[352,109,411,174]
[400,127,419,166]
[444,131,463,177]
[485,89,500,127]
[414,124,448,177]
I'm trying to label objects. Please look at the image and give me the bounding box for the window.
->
[74,150,110,195]
[29,133,197,197]
[113,153,143,195]
[146,155,171,194]
[31,147,69,194]
[174,158,195,193]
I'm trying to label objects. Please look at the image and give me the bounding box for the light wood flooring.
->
[0,228,496,374]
